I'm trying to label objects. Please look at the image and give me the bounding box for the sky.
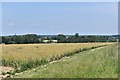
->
[2,2,118,36]
[1,0,119,2]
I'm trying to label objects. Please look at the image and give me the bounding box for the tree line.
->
[0,33,118,44]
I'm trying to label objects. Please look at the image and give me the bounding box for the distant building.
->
[43,40,49,43]
[43,40,58,43]
[51,40,58,43]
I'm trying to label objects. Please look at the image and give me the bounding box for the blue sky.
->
[2,2,118,35]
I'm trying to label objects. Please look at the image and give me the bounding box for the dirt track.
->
[0,66,14,78]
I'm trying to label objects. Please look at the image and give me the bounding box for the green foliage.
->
[1,33,117,44]
[2,34,39,44]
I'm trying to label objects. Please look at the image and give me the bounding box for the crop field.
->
[0,42,118,78]
[14,43,118,78]
[1,43,111,61]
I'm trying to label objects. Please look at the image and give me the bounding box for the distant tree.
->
[75,33,79,37]
[57,34,67,43]
[23,34,39,43]
[0,36,2,43]
[0,33,117,44]
[68,36,80,43]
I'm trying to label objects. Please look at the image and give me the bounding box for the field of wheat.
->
[0,43,114,72]
[2,43,112,61]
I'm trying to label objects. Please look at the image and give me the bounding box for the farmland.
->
[14,43,118,78]
[0,42,118,78]
[2,43,111,61]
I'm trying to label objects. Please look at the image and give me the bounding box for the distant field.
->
[14,44,118,78]
[2,43,111,61]
[0,42,117,77]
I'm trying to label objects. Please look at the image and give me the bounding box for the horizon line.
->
[1,33,118,36]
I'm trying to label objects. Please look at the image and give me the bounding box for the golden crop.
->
[1,43,113,62]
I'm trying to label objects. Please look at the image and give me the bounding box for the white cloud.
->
[8,23,15,26]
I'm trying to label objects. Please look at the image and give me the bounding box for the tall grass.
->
[14,44,118,78]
